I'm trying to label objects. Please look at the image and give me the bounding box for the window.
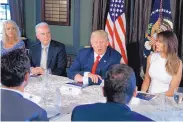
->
[0,0,11,39]
[42,0,71,26]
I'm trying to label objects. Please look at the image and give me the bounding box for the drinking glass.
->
[45,68,52,75]
[174,87,183,104]
[42,68,52,85]
[157,92,172,121]
[54,88,62,107]
[156,92,167,111]
[41,68,52,106]
[172,87,183,120]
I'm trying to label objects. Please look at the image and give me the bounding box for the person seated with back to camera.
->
[141,30,182,96]
[71,64,153,121]
[1,49,48,121]
[67,30,123,85]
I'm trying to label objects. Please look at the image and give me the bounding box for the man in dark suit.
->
[71,64,153,121]
[29,22,67,76]
[1,49,48,121]
[67,30,122,85]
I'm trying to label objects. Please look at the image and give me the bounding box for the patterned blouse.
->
[1,40,25,56]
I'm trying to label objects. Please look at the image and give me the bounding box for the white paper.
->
[129,97,140,105]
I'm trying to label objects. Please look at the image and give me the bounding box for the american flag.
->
[105,0,128,64]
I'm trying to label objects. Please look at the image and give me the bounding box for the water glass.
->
[45,68,52,75]
[171,87,183,120]
[54,88,62,107]
[41,68,52,83]
[174,87,183,104]
[41,68,52,106]
[156,92,167,112]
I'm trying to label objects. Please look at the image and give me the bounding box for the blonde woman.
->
[141,31,182,96]
[1,20,25,56]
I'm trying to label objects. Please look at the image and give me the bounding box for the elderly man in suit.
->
[29,22,67,76]
[1,49,48,121]
[67,30,122,85]
[71,64,153,121]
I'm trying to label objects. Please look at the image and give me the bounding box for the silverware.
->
[48,113,61,120]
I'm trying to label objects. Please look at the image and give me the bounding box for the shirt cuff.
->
[84,72,90,77]
[100,80,104,87]
[82,76,89,85]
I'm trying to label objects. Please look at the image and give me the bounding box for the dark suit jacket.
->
[1,89,48,121]
[67,46,121,85]
[71,102,153,121]
[29,40,67,76]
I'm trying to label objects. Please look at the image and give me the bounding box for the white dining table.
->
[25,74,183,121]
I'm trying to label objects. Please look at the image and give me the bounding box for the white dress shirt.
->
[40,43,50,70]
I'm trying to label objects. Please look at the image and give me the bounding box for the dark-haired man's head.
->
[104,64,136,104]
[1,49,30,89]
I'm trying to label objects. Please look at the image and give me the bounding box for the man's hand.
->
[74,74,83,82]
[36,67,45,75]
[88,73,102,83]
[31,67,39,75]
[31,67,45,75]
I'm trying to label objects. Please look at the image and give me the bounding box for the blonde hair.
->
[157,31,180,75]
[91,30,108,41]
[2,20,21,43]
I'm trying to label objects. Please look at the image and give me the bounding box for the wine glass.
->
[54,88,62,107]
[41,68,52,106]
[157,92,167,111]
[174,87,183,104]
[45,68,52,75]
[42,68,52,84]
[172,87,183,120]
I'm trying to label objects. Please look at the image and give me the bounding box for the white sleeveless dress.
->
[148,53,172,94]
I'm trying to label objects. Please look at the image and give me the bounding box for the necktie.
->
[91,55,101,74]
[40,46,47,69]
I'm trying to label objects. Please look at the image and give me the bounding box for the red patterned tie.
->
[91,55,101,74]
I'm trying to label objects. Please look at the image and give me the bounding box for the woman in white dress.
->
[141,31,182,96]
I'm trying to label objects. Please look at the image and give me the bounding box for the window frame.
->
[41,0,71,26]
[0,3,10,20]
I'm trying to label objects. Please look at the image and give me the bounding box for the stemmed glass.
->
[46,68,52,75]
[154,92,169,121]
[44,68,52,86]
[174,87,183,104]
[173,87,183,119]
[156,92,167,112]
[41,68,52,106]
[162,87,183,121]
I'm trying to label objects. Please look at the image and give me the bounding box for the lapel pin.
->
[104,60,106,63]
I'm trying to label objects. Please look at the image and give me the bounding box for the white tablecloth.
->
[25,74,183,121]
